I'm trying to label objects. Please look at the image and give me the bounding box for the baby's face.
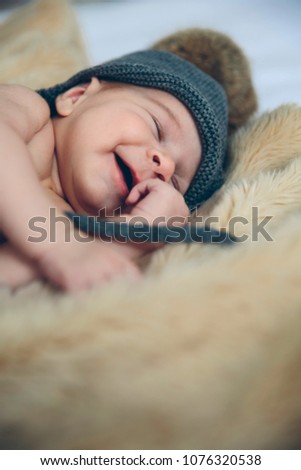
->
[53,78,201,216]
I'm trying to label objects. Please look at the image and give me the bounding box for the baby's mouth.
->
[114,153,134,192]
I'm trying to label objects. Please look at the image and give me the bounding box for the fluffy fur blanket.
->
[0,0,301,450]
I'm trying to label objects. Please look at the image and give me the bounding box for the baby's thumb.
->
[125,186,141,206]
[125,179,152,206]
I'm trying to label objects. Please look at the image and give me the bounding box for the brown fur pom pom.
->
[152,28,258,134]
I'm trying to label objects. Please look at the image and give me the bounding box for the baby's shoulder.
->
[0,84,50,140]
[0,85,54,181]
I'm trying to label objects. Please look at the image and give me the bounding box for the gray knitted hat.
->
[37,49,228,210]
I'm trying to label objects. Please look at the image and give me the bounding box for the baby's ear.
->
[55,77,101,116]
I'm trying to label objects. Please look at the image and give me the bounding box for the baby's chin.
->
[97,203,128,219]
[69,194,120,218]
[70,198,128,219]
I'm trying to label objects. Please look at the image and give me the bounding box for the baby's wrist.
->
[25,218,76,262]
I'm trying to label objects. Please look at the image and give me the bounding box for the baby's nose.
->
[148,149,175,183]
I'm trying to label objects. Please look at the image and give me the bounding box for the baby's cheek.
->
[120,113,150,142]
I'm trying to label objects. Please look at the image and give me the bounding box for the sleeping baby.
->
[0,33,229,292]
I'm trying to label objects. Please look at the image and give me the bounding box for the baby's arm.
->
[0,85,59,259]
[0,85,140,291]
[0,243,39,289]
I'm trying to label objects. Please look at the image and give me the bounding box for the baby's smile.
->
[114,152,135,196]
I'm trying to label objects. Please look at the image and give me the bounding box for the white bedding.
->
[1,0,301,111]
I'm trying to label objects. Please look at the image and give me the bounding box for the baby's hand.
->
[36,237,141,293]
[125,178,189,224]
[0,243,40,289]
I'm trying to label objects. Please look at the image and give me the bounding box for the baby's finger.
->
[125,185,141,205]
[94,263,141,288]
[126,179,159,205]
[125,181,150,205]
[124,263,142,282]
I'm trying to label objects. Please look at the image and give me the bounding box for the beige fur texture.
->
[0,0,301,450]
[0,0,88,89]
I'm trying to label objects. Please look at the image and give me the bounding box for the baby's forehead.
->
[98,79,201,139]
[97,79,184,105]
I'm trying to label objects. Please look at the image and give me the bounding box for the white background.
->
[1,0,301,112]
